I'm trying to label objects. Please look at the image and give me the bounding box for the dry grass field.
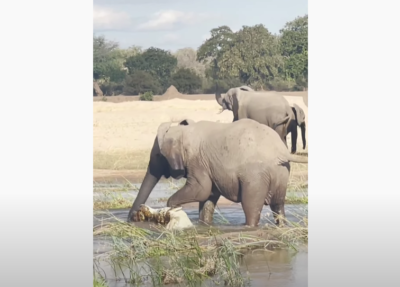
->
[93,87,308,184]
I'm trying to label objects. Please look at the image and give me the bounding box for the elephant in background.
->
[215,86,306,154]
[286,104,306,153]
[127,118,308,227]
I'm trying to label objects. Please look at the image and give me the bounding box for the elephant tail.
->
[273,115,291,129]
[287,154,308,163]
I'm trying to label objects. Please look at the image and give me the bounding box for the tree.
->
[174,48,206,77]
[123,71,161,95]
[218,25,283,89]
[197,26,236,81]
[279,15,308,88]
[171,68,202,94]
[124,47,177,92]
[197,26,243,92]
[93,35,127,96]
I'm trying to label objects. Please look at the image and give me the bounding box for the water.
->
[93,181,308,286]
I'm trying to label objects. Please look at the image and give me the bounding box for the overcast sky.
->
[93,0,308,52]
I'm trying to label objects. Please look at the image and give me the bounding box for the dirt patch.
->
[159,85,183,100]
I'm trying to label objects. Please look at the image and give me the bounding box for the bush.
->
[171,68,202,94]
[139,91,153,101]
[266,78,296,91]
[201,77,244,94]
[100,81,124,96]
[123,71,161,95]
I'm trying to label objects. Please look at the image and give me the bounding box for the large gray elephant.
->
[215,86,306,154]
[127,118,308,227]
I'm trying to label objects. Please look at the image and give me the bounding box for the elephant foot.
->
[199,200,216,225]
[127,210,140,222]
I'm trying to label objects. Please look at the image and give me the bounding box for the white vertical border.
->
[310,0,400,286]
[0,1,93,286]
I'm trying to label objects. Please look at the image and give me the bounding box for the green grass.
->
[285,191,308,204]
[93,277,108,287]
[93,211,308,287]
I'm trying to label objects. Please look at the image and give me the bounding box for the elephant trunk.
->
[300,123,306,150]
[215,91,223,107]
[127,167,161,222]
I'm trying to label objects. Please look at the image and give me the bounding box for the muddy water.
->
[93,181,308,287]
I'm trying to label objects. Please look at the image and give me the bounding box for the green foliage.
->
[202,25,283,89]
[123,71,161,95]
[139,91,154,101]
[174,48,206,77]
[197,26,236,62]
[201,77,243,94]
[93,14,308,94]
[93,35,123,81]
[171,68,202,94]
[100,81,124,96]
[124,47,177,92]
[280,15,308,88]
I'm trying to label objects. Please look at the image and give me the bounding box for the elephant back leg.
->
[240,174,270,227]
[269,166,290,226]
[199,188,221,225]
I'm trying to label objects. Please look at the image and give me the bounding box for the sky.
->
[93,0,308,52]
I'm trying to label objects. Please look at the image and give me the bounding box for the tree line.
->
[93,14,307,97]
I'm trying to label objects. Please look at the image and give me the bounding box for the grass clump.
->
[93,211,308,286]
[93,276,108,287]
[285,191,308,204]
[93,192,135,210]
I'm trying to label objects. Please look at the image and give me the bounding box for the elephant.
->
[215,86,306,154]
[286,104,307,153]
[127,118,308,227]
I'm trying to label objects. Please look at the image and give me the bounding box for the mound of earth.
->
[160,85,184,99]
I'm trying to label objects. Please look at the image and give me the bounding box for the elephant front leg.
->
[167,174,212,209]
[199,193,220,225]
[290,124,298,154]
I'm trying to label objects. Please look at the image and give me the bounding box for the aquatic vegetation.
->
[93,211,308,286]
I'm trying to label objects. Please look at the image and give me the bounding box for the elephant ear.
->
[239,85,254,92]
[293,104,304,126]
[215,91,224,107]
[178,119,195,126]
[159,126,185,176]
[157,122,172,152]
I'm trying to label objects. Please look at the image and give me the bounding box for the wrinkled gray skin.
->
[216,86,306,154]
[127,118,308,227]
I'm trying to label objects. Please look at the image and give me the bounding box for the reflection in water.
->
[93,181,308,287]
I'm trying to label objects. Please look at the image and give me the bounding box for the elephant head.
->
[127,118,195,222]
[292,104,307,150]
[215,85,254,115]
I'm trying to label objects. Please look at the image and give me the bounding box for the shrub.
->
[201,77,244,94]
[139,91,153,101]
[100,81,124,96]
[123,71,161,95]
[266,78,296,91]
[171,68,202,94]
